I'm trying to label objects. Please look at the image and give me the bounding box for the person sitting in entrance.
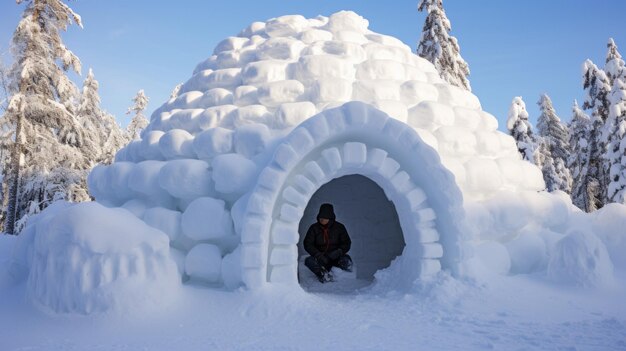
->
[303,203,352,283]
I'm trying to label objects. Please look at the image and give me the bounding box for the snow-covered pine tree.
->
[77,68,127,165]
[582,59,612,208]
[536,94,572,192]
[605,38,626,85]
[126,90,149,140]
[417,0,471,91]
[605,77,626,204]
[568,101,596,211]
[507,96,538,163]
[3,0,87,234]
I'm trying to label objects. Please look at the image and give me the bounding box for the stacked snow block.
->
[87,11,543,289]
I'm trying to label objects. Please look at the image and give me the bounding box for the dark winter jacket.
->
[303,220,351,258]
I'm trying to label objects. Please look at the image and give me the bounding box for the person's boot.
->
[324,269,335,282]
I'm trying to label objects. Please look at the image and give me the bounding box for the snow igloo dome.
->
[86,11,545,291]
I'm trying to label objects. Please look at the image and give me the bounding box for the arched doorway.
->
[297,175,405,291]
[237,102,465,289]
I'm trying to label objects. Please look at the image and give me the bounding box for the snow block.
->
[193,127,234,160]
[400,81,439,106]
[143,207,182,242]
[311,78,353,103]
[434,126,477,157]
[222,105,272,128]
[212,153,258,195]
[233,85,259,106]
[270,264,298,284]
[272,101,317,129]
[356,59,406,80]
[185,244,222,283]
[234,123,270,158]
[159,129,196,159]
[272,220,300,245]
[196,105,237,132]
[257,37,305,60]
[342,142,367,168]
[326,11,369,33]
[352,80,400,103]
[221,246,243,289]
[128,160,167,197]
[269,245,298,265]
[265,15,308,37]
[181,197,234,241]
[159,159,213,199]
[213,36,249,54]
[407,101,455,130]
[294,55,356,84]
[257,80,305,108]
[140,131,165,160]
[194,88,233,108]
[299,29,333,44]
[242,60,288,85]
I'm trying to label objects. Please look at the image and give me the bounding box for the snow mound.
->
[547,230,614,287]
[24,202,180,314]
[591,203,626,270]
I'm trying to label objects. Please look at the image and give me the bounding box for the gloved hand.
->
[315,253,330,267]
[327,249,343,260]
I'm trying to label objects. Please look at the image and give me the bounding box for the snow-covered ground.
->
[1,235,624,351]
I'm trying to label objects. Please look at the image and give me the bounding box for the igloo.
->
[85,11,546,290]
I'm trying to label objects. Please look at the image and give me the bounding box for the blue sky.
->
[1,0,625,130]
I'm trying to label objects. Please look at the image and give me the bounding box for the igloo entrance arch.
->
[239,102,465,289]
[298,174,406,283]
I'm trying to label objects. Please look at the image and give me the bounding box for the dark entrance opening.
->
[297,174,405,292]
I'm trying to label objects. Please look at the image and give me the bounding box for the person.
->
[303,203,352,283]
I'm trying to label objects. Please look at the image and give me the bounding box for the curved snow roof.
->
[115,11,542,200]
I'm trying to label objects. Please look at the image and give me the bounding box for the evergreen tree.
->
[605,78,626,204]
[417,0,471,91]
[536,94,572,192]
[3,0,87,234]
[77,68,127,165]
[126,89,149,140]
[605,38,626,85]
[507,96,538,163]
[568,101,596,211]
[582,59,611,208]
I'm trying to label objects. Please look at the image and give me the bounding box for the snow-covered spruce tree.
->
[568,101,596,211]
[77,69,127,165]
[3,0,87,234]
[605,77,626,204]
[507,96,538,163]
[605,38,625,85]
[417,0,471,91]
[582,59,611,208]
[536,94,572,192]
[126,89,149,140]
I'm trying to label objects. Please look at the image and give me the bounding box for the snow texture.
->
[14,202,180,314]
